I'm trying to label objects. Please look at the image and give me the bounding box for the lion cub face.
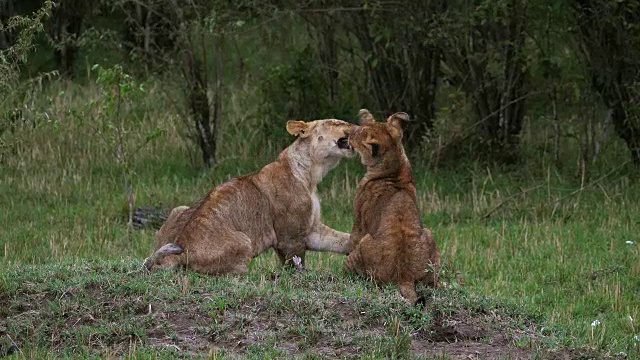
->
[349,111,409,168]
[287,119,356,161]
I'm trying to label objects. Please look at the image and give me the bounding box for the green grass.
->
[0,257,590,359]
[1,78,640,357]
[421,169,640,354]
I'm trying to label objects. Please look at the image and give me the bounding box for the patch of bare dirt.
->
[142,300,514,359]
[411,310,604,360]
[143,297,375,357]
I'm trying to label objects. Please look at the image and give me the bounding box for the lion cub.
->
[345,109,440,305]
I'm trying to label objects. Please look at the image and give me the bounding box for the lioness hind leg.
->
[151,254,181,272]
[155,206,191,247]
[167,205,190,222]
[143,243,184,271]
[186,231,253,276]
[144,206,191,272]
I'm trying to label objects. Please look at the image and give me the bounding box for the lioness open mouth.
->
[337,137,351,150]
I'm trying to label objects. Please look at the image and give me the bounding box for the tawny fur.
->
[344,110,440,305]
[144,119,356,275]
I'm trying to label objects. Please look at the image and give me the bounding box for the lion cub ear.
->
[386,112,410,129]
[386,112,410,138]
[358,109,376,125]
[286,120,316,138]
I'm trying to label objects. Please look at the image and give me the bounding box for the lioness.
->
[144,119,356,274]
[345,109,440,305]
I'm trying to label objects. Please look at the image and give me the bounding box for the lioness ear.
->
[286,120,315,138]
[358,109,376,125]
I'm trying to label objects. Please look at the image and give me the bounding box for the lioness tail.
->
[143,243,184,270]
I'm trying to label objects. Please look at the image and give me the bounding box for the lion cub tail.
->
[143,243,184,271]
[421,228,441,288]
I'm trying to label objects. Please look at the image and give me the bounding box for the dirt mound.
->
[0,261,610,359]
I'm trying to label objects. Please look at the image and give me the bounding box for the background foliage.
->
[3,0,640,167]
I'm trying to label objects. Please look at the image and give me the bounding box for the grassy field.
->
[1,79,640,358]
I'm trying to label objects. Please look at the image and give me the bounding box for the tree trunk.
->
[348,1,444,149]
[186,56,215,167]
[121,0,177,70]
[53,16,82,76]
[611,101,640,164]
[0,0,16,50]
[443,0,528,162]
[573,0,640,164]
[315,18,338,107]
[182,32,221,168]
[50,0,86,77]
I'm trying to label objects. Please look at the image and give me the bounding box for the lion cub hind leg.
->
[421,227,441,288]
[344,234,373,275]
[399,281,419,305]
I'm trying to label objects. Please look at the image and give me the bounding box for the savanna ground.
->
[1,79,640,359]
